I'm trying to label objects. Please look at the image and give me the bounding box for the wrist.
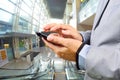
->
[73,33,83,41]
[76,42,85,69]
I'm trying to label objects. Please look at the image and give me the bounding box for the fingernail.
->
[47,35,53,41]
[50,28,54,31]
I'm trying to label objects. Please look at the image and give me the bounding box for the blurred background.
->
[0,0,99,80]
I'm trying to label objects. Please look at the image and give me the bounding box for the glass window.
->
[2,37,14,61]
[33,13,40,21]
[0,9,13,23]
[33,4,40,20]
[9,0,17,4]
[19,38,27,54]
[80,0,89,9]
[33,18,39,24]
[0,0,16,13]
[0,39,3,49]
[18,18,28,32]
[18,17,32,33]
[32,24,39,33]
[32,36,38,48]
[22,0,33,9]
[19,18,28,27]
[0,24,12,34]
[36,0,40,3]
[19,10,31,22]
[20,1,32,16]
[30,0,35,4]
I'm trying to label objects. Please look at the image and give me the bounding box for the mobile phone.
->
[36,31,61,46]
[36,31,52,40]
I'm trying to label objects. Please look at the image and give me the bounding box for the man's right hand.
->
[42,33,83,61]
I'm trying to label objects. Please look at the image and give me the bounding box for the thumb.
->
[47,34,82,53]
[47,34,67,46]
[42,38,58,51]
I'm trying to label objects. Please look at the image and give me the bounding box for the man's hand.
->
[42,33,83,61]
[43,38,76,61]
[43,23,83,41]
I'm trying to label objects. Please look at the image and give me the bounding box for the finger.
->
[50,33,60,36]
[50,24,75,37]
[47,34,67,46]
[50,24,70,31]
[47,34,78,48]
[43,23,57,31]
[61,30,73,38]
[47,35,82,53]
[42,38,65,57]
[42,38,58,51]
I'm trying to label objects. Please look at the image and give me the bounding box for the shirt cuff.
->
[79,31,91,44]
[76,44,90,70]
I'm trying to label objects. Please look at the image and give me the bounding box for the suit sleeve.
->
[76,44,90,70]
[85,45,120,79]
[76,30,91,69]
[79,30,91,44]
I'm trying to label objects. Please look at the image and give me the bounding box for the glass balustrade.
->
[65,61,85,80]
[0,47,54,80]
[79,0,99,22]
[0,47,85,80]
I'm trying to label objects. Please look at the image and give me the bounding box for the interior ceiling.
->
[45,0,67,19]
